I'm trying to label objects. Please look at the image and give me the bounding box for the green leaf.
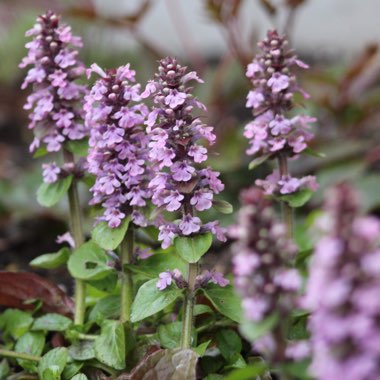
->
[0,309,33,339]
[240,313,279,341]
[158,322,196,349]
[88,295,120,323]
[94,320,125,370]
[193,304,214,316]
[202,284,242,323]
[71,375,88,380]
[224,361,267,380]
[131,279,183,322]
[215,329,242,361]
[15,331,45,373]
[174,233,212,263]
[0,359,10,380]
[68,241,113,281]
[32,313,72,332]
[280,360,312,380]
[62,361,83,380]
[68,341,95,361]
[33,146,48,158]
[67,139,89,157]
[248,153,272,170]
[92,216,131,251]
[193,340,211,357]
[225,353,246,369]
[37,175,73,207]
[128,253,188,279]
[30,247,70,269]
[88,272,118,293]
[42,365,61,380]
[212,199,233,214]
[38,348,68,380]
[303,147,326,158]
[287,313,309,340]
[278,189,314,208]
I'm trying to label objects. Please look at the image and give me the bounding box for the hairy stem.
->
[277,154,293,238]
[64,150,86,325]
[120,227,134,324]
[0,348,40,362]
[181,262,198,349]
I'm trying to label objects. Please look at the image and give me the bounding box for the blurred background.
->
[1,0,380,283]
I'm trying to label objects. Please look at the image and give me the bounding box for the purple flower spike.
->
[143,57,226,248]
[305,183,380,380]
[20,11,88,157]
[244,30,317,195]
[85,64,151,228]
[230,187,300,360]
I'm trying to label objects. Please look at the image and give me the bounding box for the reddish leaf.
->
[0,272,74,317]
[124,349,198,380]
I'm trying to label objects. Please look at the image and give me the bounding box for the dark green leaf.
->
[38,348,68,380]
[215,329,242,361]
[248,153,272,170]
[212,199,233,214]
[68,241,113,281]
[128,253,187,279]
[202,284,242,323]
[68,340,95,361]
[94,320,125,370]
[240,313,279,341]
[204,375,224,380]
[200,355,224,375]
[88,295,120,323]
[92,216,131,251]
[131,279,183,322]
[0,309,33,339]
[30,247,70,269]
[278,189,314,208]
[32,313,72,332]
[174,233,212,263]
[15,331,45,372]
[37,176,73,207]
[67,139,89,157]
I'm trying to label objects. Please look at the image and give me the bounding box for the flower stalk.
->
[0,348,40,362]
[277,154,293,238]
[64,150,86,325]
[120,227,134,324]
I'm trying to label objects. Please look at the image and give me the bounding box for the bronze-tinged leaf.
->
[0,271,74,317]
[126,349,198,380]
[259,0,277,15]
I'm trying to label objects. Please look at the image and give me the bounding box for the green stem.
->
[64,150,86,326]
[120,227,134,324]
[0,348,40,362]
[277,154,293,239]
[181,262,198,349]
